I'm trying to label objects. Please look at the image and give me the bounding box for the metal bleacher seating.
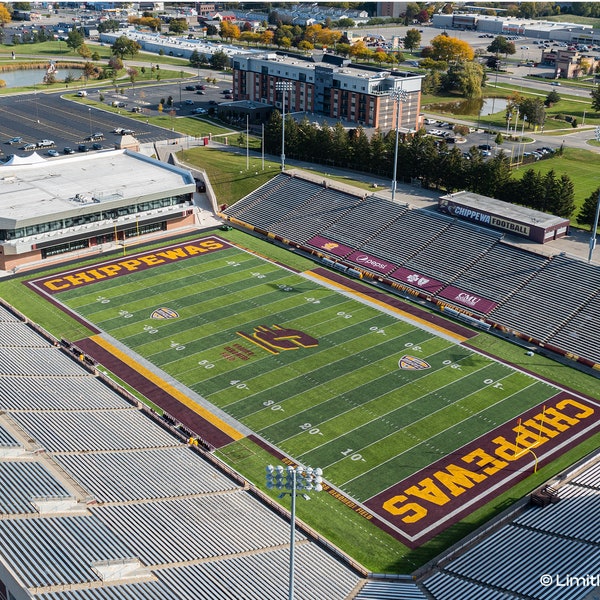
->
[311,195,409,252]
[400,220,501,283]
[490,254,600,342]
[449,242,550,303]
[270,186,361,244]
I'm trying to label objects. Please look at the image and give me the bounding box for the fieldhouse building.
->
[438,191,570,244]
[0,150,196,272]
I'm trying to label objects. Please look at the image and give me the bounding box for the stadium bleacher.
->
[223,173,600,368]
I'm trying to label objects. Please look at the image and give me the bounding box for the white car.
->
[193,108,207,114]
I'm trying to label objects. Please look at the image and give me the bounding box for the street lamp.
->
[88,107,92,136]
[275,81,293,171]
[266,464,324,600]
[390,88,408,202]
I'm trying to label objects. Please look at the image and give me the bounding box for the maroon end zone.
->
[26,236,231,296]
[364,392,600,548]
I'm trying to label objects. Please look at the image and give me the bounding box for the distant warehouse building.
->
[0,150,196,272]
[438,191,570,244]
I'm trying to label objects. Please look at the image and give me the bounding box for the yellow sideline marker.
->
[91,335,244,441]
[308,271,469,343]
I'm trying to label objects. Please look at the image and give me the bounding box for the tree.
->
[169,19,188,34]
[444,61,484,98]
[590,84,600,112]
[0,3,11,26]
[108,55,123,72]
[260,29,274,46]
[404,29,421,53]
[519,97,546,129]
[111,35,140,59]
[77,43,92,59]
[240,31,260,46]
[552,174,576,218]
[545,90,560,107]
[430,34,474,62]
[66,29,84,52]
[206,24,218,36]
[220,21,240,42]
[337,18,355,28]
[210,49,229,70]
[189,49,202,68]
[577,187,600,227]
[487,36,515,57]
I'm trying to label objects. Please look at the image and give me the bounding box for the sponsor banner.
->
[307,236,353,258]
[347,251,396,274]
[390,267,444,293]
[31,237,229,294]
[364,393,599,547]
[438,286,498,314]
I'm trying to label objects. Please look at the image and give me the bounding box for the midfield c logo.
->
[237,324,318,355]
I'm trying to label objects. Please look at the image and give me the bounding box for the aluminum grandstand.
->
[220,172,600,370]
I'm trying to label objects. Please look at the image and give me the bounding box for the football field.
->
[29,236,600,547]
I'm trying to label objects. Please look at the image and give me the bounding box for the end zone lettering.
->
[38,238,227,293]
[364,395,598,547]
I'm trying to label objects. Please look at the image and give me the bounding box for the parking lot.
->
[0,78,234,159]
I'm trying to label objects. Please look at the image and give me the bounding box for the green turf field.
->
[47,239,566,508]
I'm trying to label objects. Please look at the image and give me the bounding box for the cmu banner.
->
[438,285,498,314]
[364,393,599,547]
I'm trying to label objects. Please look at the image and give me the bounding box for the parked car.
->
[63,147,75,154]
[193,107,207,114]
[184,99,194,105]
[550,81,561,86]
[46,149,60,157]
[196,85,206,90]
[78,144,89,152]
[22,143,37,151]
[91,142,103,150]
[224,94,233,99]
[196,90,205,95]
[84,133,103,142]
[112,101,127,108]
[209,100,217,105]
[7,137,22,145]
[478,144,492,151]
[38,139,55,148]
[184,85,195,91]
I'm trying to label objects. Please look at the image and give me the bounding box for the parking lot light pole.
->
[266,464,323,600]
[390,88,408,202]
[275,81,293,171]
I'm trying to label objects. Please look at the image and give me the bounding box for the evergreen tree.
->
[576,187,600,227]
[553,174,576,218]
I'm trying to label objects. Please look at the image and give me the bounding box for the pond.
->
[0,68,84,88]
[427,97,510,117]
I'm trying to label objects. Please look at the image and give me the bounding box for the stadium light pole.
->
[276,81,293,171]
[390,88,408,202]
[266,464,323,600]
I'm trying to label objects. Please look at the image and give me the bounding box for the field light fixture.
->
[266,464,324,599]
[275,81,293,171]
[390,88,408,202]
